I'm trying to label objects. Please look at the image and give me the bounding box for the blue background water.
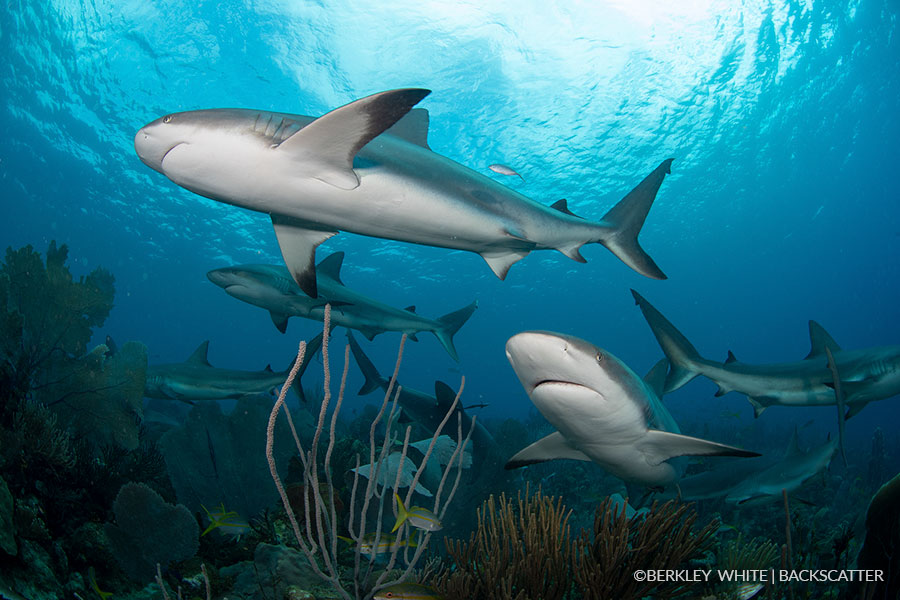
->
[1,0,898,455]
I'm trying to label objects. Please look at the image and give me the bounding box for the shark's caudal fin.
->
[346,330,386,395]
[432,301,478,362]
[290,332,324,402]
[631,289,706,393]
[596,159,673,280]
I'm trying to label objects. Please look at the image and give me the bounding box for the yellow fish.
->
[392,493,442,533]
[201,503,250,538]
[337,532,418,557]
[373,582,444,600]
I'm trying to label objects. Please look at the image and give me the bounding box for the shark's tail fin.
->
[346,330,385,395]
[289,332,324,402]
[595,159,673,280]
[432,301,478,362]
[631,289,705,393]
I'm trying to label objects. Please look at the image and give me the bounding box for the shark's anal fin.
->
[824,345,848,468]
[504,431,592,469]
[276,88,431,190]
[639,430,760,466]
[271,215,337,298]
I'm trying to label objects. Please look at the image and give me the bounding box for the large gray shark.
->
[503,331,758,488]
[135,88,674,298]
[207,251,476,361]
[631,289,900,418]
[144,336,321,402]
[345,331,496,454]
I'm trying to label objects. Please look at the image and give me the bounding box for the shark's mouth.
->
[160,142,187,168]
[532,379,580,392]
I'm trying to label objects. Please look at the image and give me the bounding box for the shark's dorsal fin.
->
[404,305,416,313]
[434,381,459,411]
[806,320,841,359]
[264,364,273,373]
[271,215,336,298]
[725,350,738,364]
[276,88,431,190]
[270,311,289,334]
[643,358,669,399]
[384,108,430,149]
[549,199,582,218]
[785,426,803,458]
[187,341,212,366]
[316,251,345,285]
[505,432,592,469]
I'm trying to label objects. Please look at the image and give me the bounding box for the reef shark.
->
[631,289,900,419]
[503,331,758,488]
[346,331,496,453]
[207,251,476,361]
[144,336,321,402]
[135,88,673,298]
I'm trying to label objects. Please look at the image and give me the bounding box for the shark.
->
[135,88,674,298]
[207,251,477,361]
[346,330,496,453]
[144,335,321,402]
[631,289,900,419]
[503,331,759,488]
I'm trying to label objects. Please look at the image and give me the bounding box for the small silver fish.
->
[488,163,524,181]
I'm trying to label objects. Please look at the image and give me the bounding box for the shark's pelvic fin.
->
[384,108,430,149]
[806,320,842,359]
[432,301,478,362]
[271,215,337,298]
[270,311,289,334]
[639,430,760,466]
[187,341,212,366]
[480,250,531,279]
[504,431,592,469]
[276,88,431,190]
[598,159,672,280]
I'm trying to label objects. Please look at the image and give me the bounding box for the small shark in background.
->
[208,252,477,362]
[503,331,759,489]
[674,430,838,504]
[631,289,900,419]
[144,335,321,402]
[346,331,496,453]
[135,88,673,299]
[724,431,837,505]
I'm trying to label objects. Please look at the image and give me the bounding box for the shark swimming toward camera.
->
[135,88,674,298]
[631,289,900,419]
[144,336,321,402]
[503,331,759,488]
[207,251,476,361]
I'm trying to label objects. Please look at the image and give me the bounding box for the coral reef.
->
[104,481,199,583]
[852,470,900,599]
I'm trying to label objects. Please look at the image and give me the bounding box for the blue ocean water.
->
[1,0,899,594]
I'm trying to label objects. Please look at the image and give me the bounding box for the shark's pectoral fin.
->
[504,432,592,469]
[844,399,870,420]
[270,311,289,334]
[276,88,431,190]
[639,430,760,466]
[480,249,531,280]
[271,215,337,298]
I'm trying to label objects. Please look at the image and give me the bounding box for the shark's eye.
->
[596,352,604,363]
[163,115,172,123]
